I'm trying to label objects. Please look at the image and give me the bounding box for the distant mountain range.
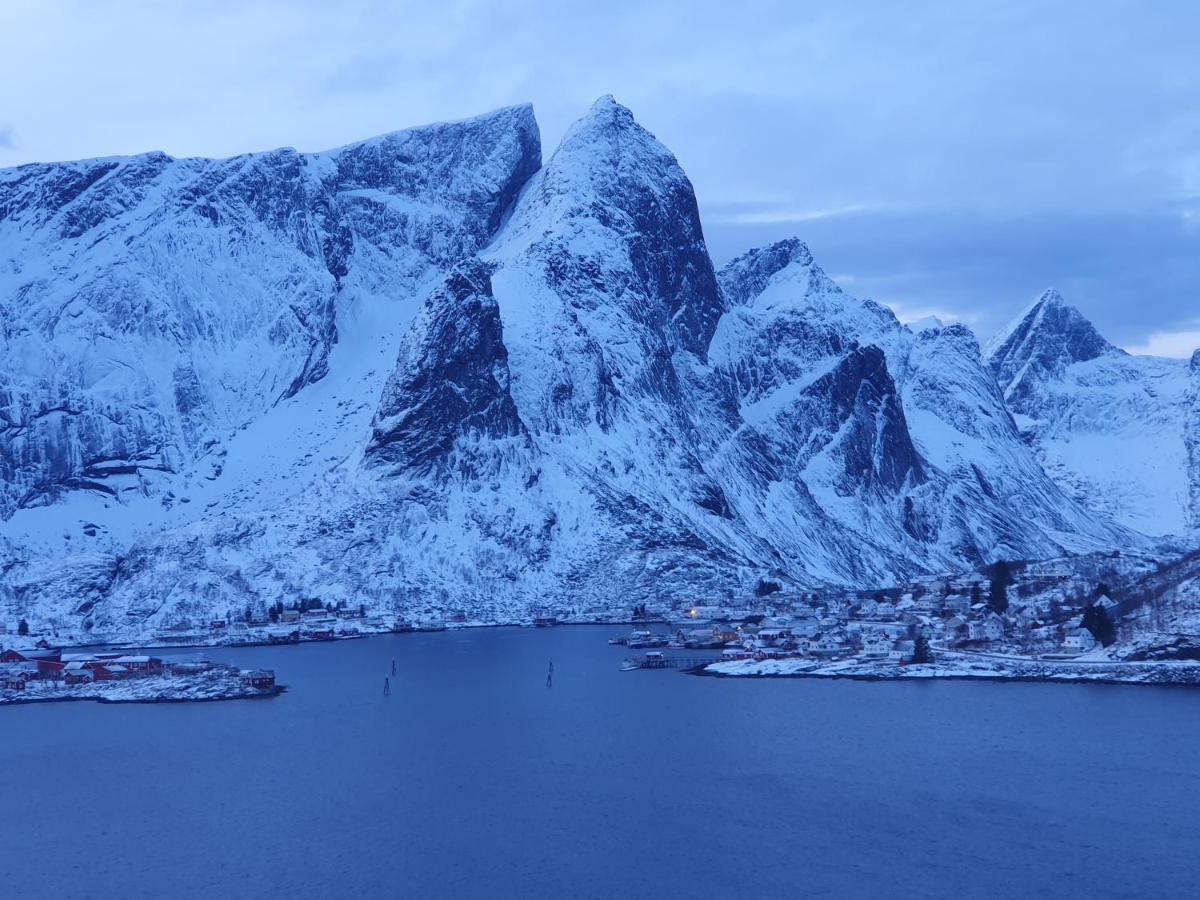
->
[1,96,1195,640]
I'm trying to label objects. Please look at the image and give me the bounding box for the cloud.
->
[1122,329,1200,359]
[703,202,874,226]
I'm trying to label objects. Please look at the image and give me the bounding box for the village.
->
[0,644,279,705]
[604,554,1176,676]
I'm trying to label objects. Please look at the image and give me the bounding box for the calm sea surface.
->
[1,625,1197,898]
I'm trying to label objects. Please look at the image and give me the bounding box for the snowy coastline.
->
[699,655,1200,687]
[0,668,283,707]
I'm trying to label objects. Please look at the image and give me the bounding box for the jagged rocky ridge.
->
[0,104,540,517]
[986,290,1197,536]
[0,97,1174,638]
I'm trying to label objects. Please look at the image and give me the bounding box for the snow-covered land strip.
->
[701,655,1200,686]
[0,669,283,706]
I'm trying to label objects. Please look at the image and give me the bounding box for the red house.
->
[3,675,26,691]
[65,667,94,686]
[35,658,65,679]
[0,649,28,663]
[91,665,131,682]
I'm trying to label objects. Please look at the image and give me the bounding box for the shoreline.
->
[0,686,287,707]
[691,658,1200,687]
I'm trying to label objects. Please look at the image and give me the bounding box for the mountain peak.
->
[497,97,722,357]
[986,289,1119,396]
[717,238,821,308]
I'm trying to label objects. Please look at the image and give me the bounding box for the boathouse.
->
[239,669,276,689]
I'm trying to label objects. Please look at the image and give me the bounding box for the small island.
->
[0,648,282,706]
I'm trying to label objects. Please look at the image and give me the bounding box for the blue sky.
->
[3,0,1198,353]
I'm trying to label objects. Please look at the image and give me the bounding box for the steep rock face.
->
[368,260,528,477]
[0,104,540,518]
[986,293,1193,535]
[987,289,1118,407]
[712,240,1134,566]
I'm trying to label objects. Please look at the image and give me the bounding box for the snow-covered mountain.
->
[985,290,1196,536]
[0,104,540,519]
[710,240,1132,567]
[0,97,1158,639]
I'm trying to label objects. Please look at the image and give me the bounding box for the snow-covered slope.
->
[985,290,1195,536]
[0,104,539,519]
[710,240,1134,567]
[0,98,1153,640]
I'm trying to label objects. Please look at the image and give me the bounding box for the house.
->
[856,599,878,619]
[64,664,94,686]
[112,655,163,674]
[3,673,27,691]
[981,614,1005,642]
[239,669,276,690]
[757,628,792,646]
[711,623,739,643]
[0,648,28,663]
[791,618,820,638]
[35,658,65,679]
[809,633,849,656]
[889,640,915,662]
[944,616,967,641]
[875,601,896,619]
[943,596,971,617]
[91,665,131,682]
[677,628,715,648]
[1063,629,1096,652]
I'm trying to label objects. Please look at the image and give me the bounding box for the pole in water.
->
[546,659,553,688]
[383,675,391,696]
[391,657,397,676]
[548,658,554,675]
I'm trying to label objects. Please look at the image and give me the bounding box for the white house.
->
[1063,628,1096,652]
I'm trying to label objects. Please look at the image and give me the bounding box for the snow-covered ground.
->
[704,654,1200,686]
[0,669,281,705]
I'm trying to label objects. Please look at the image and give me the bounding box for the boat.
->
[643,651,668,669]
[619,658,641,672]
[608,636,628,645]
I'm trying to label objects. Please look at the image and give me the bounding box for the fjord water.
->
[2,627,1197,898]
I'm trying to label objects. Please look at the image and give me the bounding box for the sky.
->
[2,0,1198,354]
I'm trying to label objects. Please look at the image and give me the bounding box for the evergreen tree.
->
[17,617,29,636]
[912,634,934,664]
[987,560,1011,614]
[1082,603,1117,647]
[243,604,253,623]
